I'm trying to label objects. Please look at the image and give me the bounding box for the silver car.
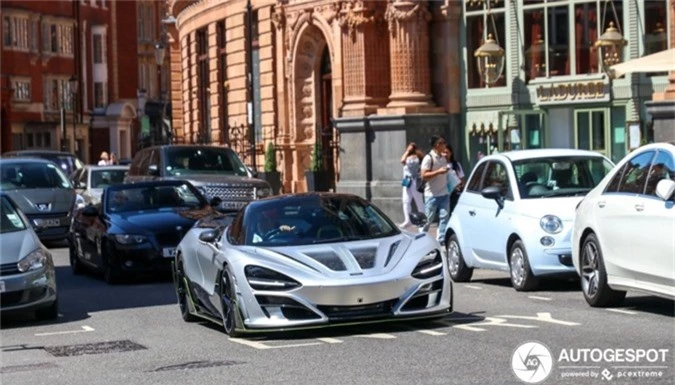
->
[71,165,129,205]
[0,193,58,320]
[174,193,453,337]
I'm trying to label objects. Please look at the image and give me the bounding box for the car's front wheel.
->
[219,267,241,337]
[509,240,539,291]
[446,234,473,282]
[174,256,197,322]
[580,233,626,307]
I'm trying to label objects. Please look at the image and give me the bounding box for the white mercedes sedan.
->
[572,143,675,307]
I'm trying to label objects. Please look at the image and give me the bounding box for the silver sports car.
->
[173,193,453,336]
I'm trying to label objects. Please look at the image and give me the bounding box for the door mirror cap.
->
[656,179,675,201]
[481,186,505,210]
[198,229,219,244]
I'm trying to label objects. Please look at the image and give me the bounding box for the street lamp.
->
[474,3,505,87]
[595,0,627,77]
[66,75,78,152]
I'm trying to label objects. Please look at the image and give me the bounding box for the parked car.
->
[0,193,58,320]
[174,193,452,337]
[444,149,614,291]
[71,165,129,205]
[69,180,221,284]
[0,158,84,243]
[572,143,675,307]
[125,145,272,212]
[3,150,84,176]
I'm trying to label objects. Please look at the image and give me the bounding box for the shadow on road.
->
[618,296,674,318]
[470,275,581,292]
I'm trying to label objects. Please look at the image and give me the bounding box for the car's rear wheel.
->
[580,233,626,307]
[509,240,539,291]
[220,267,241,337]
[174,256,197,322]
[447,234,473,282]
[69,240,84,275]
[35,298,58,321]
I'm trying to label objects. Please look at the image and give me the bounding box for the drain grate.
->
[44,340,147,357]
[151,360,242,372]
[1,362,59,373]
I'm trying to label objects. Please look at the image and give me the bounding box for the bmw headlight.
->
[540,215,563,234]
[255,186,272,199]
[114,234,147,244]
[412,250,443,279]
[17,249,50,273]
[244,265,300,290]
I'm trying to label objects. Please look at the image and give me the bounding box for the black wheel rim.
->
[176,262,189,315]
[221,271,235,334]
[581,240,600,298]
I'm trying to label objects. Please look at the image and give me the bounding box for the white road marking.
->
[316,337,343,344]
[452,317,537,332]
[496,312,581,326]
[228,338,322,350]
[606,308,638,315]
[417,329,447,336]
[35,325,94,336]
[353,333,397,339]
[464,285,483,290]
[528,295,552,301]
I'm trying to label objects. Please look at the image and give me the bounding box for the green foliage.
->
[264,142,277,172]
[310,141,325,172]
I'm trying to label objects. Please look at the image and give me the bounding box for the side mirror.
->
[409,211,428,227]
[481,186,505,210]
[248,167,258,178]
[82,205,99,217]
[198,229,219,244]
[148,164,160,176]
[656,179,675,201]
[210,197,223,207]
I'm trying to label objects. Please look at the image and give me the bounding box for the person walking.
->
[445,144,465,215]
[420,135,450,244]
[398,142,424,229]
[110,152,119,165]
[98,151,110,166]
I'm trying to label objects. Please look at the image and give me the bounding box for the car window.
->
[482,161,512,199]
[604,163,628,193]
[90,169,128,188]
[617,151,655,194]
[0,163,71,189]
[148,150,160,169]
[227,211,245,245]
[0,196,27,233]
[466,162,487,193]
[131,149,151,176]
[644,150,675,198]
[106,183,205,213]
[164,147,249,177]
[81,169,89,186]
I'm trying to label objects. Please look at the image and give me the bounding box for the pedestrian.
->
[110,152,119,165]
[98,151,110,166]
[398,142,424,229]
[420,135,450,245]
[444,144,465,215]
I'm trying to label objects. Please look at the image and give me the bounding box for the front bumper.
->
[109,242,176,274]
[526,228,577,276]
[0,265,57,314]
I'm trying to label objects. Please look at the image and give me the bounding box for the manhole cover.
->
[44,340,147,357]
[151,360,242,372]
[1,362,59,373]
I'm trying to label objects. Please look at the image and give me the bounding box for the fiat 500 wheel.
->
[509,240,539,291]
[447,234,473,282]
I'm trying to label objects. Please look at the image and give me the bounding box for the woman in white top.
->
[398,142,425,229]
[98,151,110,166]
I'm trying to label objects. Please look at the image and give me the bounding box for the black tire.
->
[36,298,58,321]
[174,257,198,322]
[446,234,473,282]
[69,239,84,275]
[219,267,241,337]
[580,233,626,307]
[509,240,539,291]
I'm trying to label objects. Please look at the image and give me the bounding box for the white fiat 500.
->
[572,143,675,307]
[444,149,613,291]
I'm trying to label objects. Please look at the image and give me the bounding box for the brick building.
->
[1,0,169,164]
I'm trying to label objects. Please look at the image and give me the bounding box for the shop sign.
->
[536,80,610,105]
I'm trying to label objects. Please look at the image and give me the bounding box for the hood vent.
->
[350,247,377,269]
[385,241,401,267]
[304,251,347,271]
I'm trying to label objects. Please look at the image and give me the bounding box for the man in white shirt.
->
[420,135,450,244]
[98,151,110,166]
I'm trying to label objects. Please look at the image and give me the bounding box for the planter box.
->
[305,171,331,192]
[261,171,281,195]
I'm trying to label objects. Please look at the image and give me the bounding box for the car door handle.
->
[469,210,476,217]
[634,204,644,212]
[597,201,606,208]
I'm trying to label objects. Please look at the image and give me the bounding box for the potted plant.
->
[305,141,330,192]
[261,142,281,195]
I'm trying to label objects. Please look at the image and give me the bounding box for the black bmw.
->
[69,180,221,284]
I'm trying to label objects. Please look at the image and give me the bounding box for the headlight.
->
[114,234,147,244]
[255,187,272,199]
[412,250,443,279]
[75,194,86,210]
[17,249,50,273]
[540,215,563,234]
[244,265,300,290]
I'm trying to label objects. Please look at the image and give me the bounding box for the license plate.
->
[44,218,61,227]
[0,280,5,293]
[219,201,247,210]
[162,248,177,258]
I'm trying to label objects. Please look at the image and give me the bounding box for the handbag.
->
[416,154,433,194]
[401,176,412,188]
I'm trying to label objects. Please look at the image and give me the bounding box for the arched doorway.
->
[318,46,337,191]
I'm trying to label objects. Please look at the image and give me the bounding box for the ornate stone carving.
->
[302,83,312,98]
[303,106,313,119]
[338,1,376,39]
[272,6,286,30]
[316,2,340,25]
[384,0,432,34]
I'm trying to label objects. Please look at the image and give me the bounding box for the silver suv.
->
[125,145,272,211]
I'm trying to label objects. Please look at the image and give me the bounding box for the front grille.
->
[203,185,254,200]
[317,299,397,320]
[0,287,47,306]
[0,262,21,276]
[155,231,183,247]
[25,212,69,220]
[256,295,321,320]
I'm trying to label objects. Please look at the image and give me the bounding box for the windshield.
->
[106,183,206,213]
[512,156,613,199]
[0,162,72,189]
[244,196,399,246]
[0,196,27,233]
[164,147,249,177]
[91,169,128,189]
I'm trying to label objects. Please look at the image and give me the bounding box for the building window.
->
[43,77,74,112]
[137,4,145,41]
[42,21,73,55]
[465,1,507,88]
[3,15,35,51]
[94,82,106,108]
[93,33,103,63]
[576,109,608,156]
[645,1,668,56]
[196,28,210,144]
[11,79,31,102]
[217,20,229,144]
[524,3,570,81]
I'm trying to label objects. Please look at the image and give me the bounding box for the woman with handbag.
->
[398,142,425,229]
[445,144,466,215]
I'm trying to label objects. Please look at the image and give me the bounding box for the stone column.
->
[646,0,675,143]
[339,1,390,117]
[167,24,183,141]
[381,0,440,114]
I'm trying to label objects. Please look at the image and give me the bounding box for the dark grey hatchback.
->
[0,158,81,242]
